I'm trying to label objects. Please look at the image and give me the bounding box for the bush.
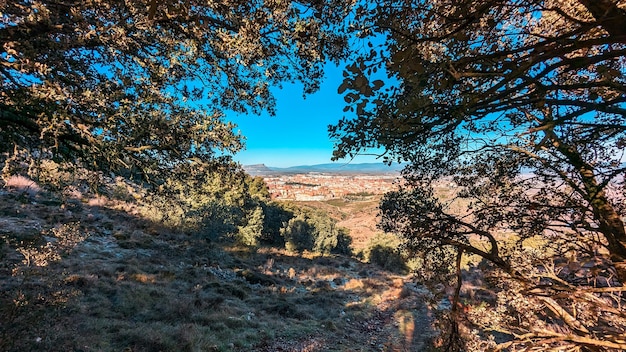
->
[314,227,352,255]
[259,202,292,246]
[266,203,352,254]
[281,216,315,252]
[367,244,408,274]
[199,202,241,241]
[364,233,408,274]
[238,206,264,246]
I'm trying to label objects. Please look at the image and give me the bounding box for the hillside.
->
[0,183,435,352]
[293,198,383,251]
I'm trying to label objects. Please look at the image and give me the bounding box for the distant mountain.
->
[241,164,275,176]
[243,162,402,176]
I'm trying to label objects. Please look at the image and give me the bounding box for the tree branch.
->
[577,0,626,38]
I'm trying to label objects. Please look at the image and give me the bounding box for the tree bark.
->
[547,131,626,282]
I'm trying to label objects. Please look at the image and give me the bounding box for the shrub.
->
[270,204,353,255]
[364,233,408,274]
[281,216,315,252]
[199,202,240,241]
[314,227,352,255]
[259,202,292,246]
[238,206,264,246]
[367,244,408,274]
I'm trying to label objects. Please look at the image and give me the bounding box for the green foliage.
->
[367,245,407,274]
[363,233,408,274]
[256,201,352,254]
[320,227,352,255]
[259,202,293,246]
[307,212,350,255]
[1,0,350,184]
[279,203,352,255]
[198,202,242,241]
[140,168,351,254]
[247,177,271,201]
[238,206,265,246]
[143,162,267,238]
[281,215,315,252]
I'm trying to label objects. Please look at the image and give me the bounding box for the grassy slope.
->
[0,187,435,352]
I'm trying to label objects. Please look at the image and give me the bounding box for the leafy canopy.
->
[331,0,626,350]
[1,0,351,181]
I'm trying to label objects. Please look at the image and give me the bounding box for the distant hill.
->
[243,162,403,176]
[241,163,276,176]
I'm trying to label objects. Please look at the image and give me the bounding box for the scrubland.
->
[0,178,435,352]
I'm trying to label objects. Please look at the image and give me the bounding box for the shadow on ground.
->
[0,187,437,352]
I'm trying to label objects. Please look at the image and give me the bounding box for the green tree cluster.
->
[262,202,352,255]
[144,168,351,254]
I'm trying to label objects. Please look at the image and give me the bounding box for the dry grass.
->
[0,189,435,352]
[3,175,41,198]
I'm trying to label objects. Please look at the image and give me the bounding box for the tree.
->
[1,0,350,182]
[281,214,315,252]
[247,176,271,201]
[238,206,265,246]
[331,0,626,350]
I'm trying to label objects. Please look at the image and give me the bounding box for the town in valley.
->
[243,163,402,201]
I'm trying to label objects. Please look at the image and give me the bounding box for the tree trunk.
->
[581,174,626,282]
[549,133,626,282]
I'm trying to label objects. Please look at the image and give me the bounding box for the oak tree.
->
[1,0,350,182]
[331,0,626,350]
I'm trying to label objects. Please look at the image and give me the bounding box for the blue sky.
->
[230,64,382,167]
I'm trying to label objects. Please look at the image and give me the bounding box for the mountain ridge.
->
[243,162,402,175]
